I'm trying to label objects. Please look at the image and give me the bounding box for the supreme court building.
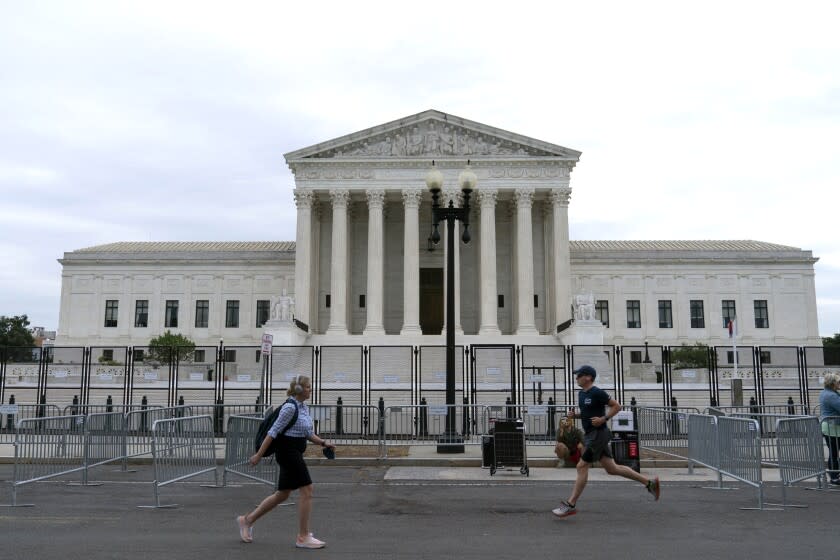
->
[56,110,821,351]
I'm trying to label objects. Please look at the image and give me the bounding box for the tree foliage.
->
[669,342,710,369]
[0,315,36,362]
[147,330,195,364]
[823,333,840,347]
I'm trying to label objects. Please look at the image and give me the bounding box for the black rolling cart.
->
[489,419,529,476]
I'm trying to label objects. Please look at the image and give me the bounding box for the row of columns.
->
[294,186,572,336]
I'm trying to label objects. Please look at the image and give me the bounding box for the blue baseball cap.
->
[573,365,597,379]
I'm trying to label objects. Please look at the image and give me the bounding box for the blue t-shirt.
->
[578,386,611,433]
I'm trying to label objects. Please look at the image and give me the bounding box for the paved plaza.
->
[1,462,837,560]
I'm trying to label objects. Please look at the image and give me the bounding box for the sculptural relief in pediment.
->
[309,121,564,159]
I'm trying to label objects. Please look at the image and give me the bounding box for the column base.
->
[363,326,385,336]
[478,325,502,336]
[400,325,422,336]
[515,325,539,336]
[325,325,348,335]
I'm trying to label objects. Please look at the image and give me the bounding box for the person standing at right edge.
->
[818,372,840,485]
[553,365,660,518]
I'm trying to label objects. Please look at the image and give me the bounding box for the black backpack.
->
[254,398,299,455]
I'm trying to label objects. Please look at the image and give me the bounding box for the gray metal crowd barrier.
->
[123,406,193,462]
[819,415,840,483]
[636,407,700,460]
[484,403,564,443]
[61,404,164,416]
[222,414,278,487]
[0,404,63,442]
[382,404,486,456]
[181,403,268,436]
[717,416,773,510]
[2,415,86,507]
[776,416,826,506]
[310,403,382,452]
[139,415,219,509]
[82,412,128,483]
[686,414,725,488]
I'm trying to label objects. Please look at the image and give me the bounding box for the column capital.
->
[329,189,350,208]
[366,189,386,208]
[443,188,463,205]
[401,188,423,208]
[477,188,498,207]
[294,189,315,209]
[550,187,572,207]
[513,187,535,209]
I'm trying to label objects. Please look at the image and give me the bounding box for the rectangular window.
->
[102,349,114,361]
[626,300,641,329]
[754,300,769,329]
[760,350,771,364]
[225,300,240,328]
[194,349,206,362]
[134,300,149,328]
[256,300,270,328]
[104,300,119,327]
[721,300,736,328]
[224,349,237,362]
[690,300,705,329]
[630,350,642,364]
[325,294,331,308]
[165,300,179,328]
[658,300,673,329]
[726,351,734,364]
[195,300,209,328]
[595,300,609,328]
[533,294,539,308]
[359,294,366,308]
[255,349,262,362]
[498,294,504,308]
[133,348,145,362]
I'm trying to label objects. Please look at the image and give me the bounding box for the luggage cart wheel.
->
[521,466,529,476]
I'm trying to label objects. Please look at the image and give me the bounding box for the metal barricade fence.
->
[730,412,810,466]
[181,403,268,437]
[3,415,87,507]
[776,416,826,506]
[711,404,810,416]
[223,415,278,487]
[636,407,699,460]
[1,404,62,442]
[310,404,382,449]
[140,415,219,509]
[82,412,127,484]
[686,414,726,489]
[484,403,559,443]
[123,406,193,462]
[382,404,487,455]
[717,416,769,510]
[61,404,164,416]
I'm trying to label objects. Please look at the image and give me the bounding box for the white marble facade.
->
[55,111,822,348]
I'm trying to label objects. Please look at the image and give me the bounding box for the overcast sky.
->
[2,1,839,337]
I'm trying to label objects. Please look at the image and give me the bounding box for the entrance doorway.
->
[419,268,443,335]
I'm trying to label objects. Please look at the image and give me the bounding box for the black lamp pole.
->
[427,161,475,453]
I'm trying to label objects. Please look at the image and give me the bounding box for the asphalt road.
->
[1,465,837,560]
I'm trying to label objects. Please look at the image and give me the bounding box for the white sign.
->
[527,405,548,416]
[189,373,204,381]
[485,367,501,376]
[144,372,158,381]
[434,372,446,380]
[428,405,448,416]
[334,373,347,381]
[0,404,19,415]
[237,374,251,382]
[681,369,697,378]
[528,374,545,382]
[261,333,273,355]
[383,375,399,383]
[98,373,114,381]
[261,333,274,344]
[53,370,68,378]
[286,373,299,381]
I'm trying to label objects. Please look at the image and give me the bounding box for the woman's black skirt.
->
[274,436,312,490]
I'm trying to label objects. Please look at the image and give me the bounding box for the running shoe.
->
[237,516,253,543]
[647,476,661,500]
[296,534,326,549]
[551,501,577,518]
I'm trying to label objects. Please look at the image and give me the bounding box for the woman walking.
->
[819,372,840,486]
[237,375,336,548]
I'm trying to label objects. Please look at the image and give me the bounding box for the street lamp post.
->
[426,161,476,453]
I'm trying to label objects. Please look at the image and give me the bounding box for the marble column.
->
[326,189,349,335]
[293,189,314,329]
[551,186,572,328]
[514,187,538,335]
[443,189,463,335]
[478,189,501,335]
[364,189,386,335]
[400,189,423,334]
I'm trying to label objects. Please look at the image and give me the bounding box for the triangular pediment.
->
[284,110,581,161]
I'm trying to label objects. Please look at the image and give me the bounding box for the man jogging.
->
[552,365,660,518]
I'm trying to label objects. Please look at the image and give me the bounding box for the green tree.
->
[0,314,37,362]
[147,330,195,365]
[822,333,840,366]
[823,333,840,347]
[669,342,710,369]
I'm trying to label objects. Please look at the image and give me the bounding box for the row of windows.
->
[104,300,272,329]
[595,299,769,330]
